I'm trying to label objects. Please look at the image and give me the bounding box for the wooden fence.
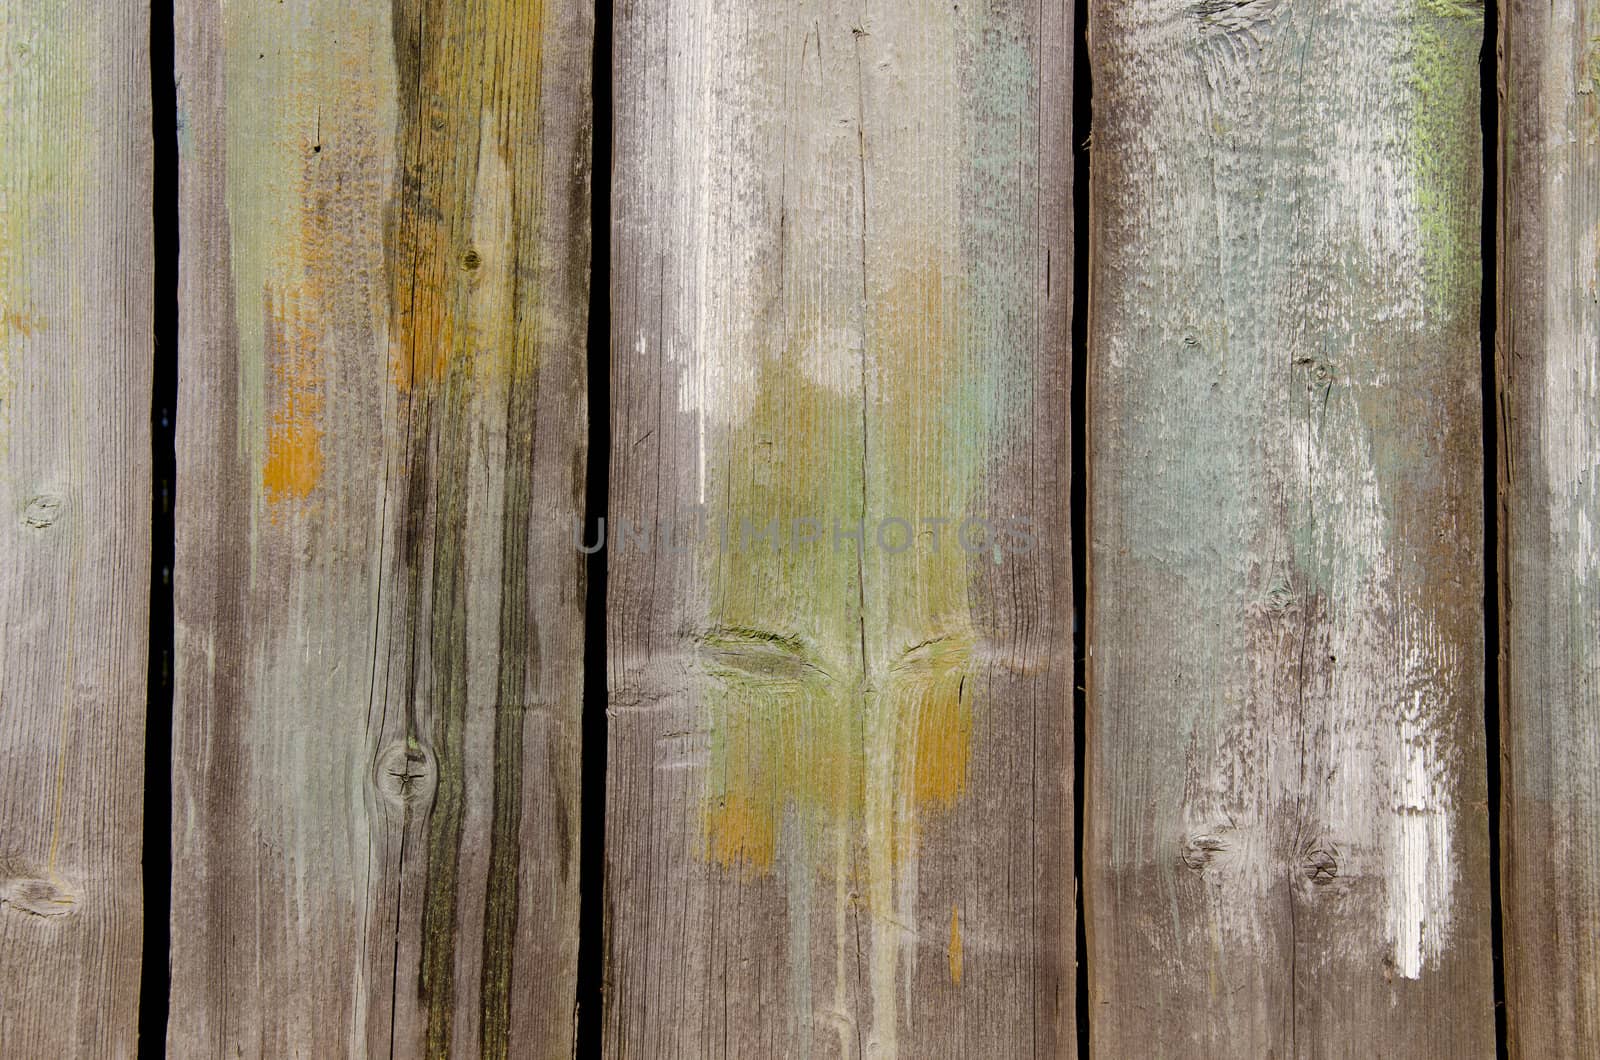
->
[0,0,1591,1056]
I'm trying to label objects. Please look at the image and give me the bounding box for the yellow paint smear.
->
[705,793,777,872]
[902,637,975,812]
[0,307,42,340]
[260,284,325,506]
[386,0,546,393]
[912,700,972,808]
[948,904,963,985]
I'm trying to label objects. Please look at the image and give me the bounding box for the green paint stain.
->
[700,262,986,875]
[1408,0,1484,318]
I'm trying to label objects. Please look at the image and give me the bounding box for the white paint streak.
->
[1388,701,1454,979]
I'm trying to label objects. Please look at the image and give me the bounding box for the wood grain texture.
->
[168,0,591,1054]
[0,2,152,1055]
[607,1,1074,1055]
[1086,1,1495,1054]
[1499,2,1600,1053]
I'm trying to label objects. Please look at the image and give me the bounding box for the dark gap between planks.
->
[576,0,614,1050]
[143,0,179,1049]
[1480,1,1509,1056]
[1071,0,1093,1055]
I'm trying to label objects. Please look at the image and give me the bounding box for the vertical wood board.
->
[607,1,1075,1055]
[0,2,153,1055]
[1086,1,1494,1054]
[169,1,592,1054]
[1499,1,1600,1053]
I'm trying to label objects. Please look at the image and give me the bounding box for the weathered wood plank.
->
[607,1,1074,1055]
[0,2,152,1054]
[1086,1,1494,1054]
[1500,2,1600,1053]
[168,1,591,1053]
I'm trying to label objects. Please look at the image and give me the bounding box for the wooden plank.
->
[0,2,152,1054]
[168,1,591,1053]
[606,1,1074,1054]
[1085,1,1495,1054]
[1499,2,1600,1052]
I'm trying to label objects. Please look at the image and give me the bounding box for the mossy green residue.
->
[1407,0,1484,319]
[384,1,552,1056]
[701,262,982,875]
[700,338,866,871]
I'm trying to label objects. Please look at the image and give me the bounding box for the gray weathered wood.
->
[607,1,1075,1054]
[0,2,152,1054]
[1499,2,1600,1053]
[1086,1,1495,1054]
[168,1,591,1053]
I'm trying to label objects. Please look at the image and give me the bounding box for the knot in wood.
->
[1181,833,1228,872]
[2,876,76,918]
[1301,843,1340,884]
[23,494,63,529]
[375,740,436,810]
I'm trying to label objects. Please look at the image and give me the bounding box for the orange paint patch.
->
[261,283,325,506]
[948,904,963,985]
[263,410,324,501]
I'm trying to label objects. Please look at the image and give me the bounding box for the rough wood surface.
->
[168,1,591,1054]
[606,2,1074,1055]
[1086,1,1495,1055]
[1499,2,1600,1053]
[0,2,152,1054]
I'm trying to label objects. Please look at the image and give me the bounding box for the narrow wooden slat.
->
[1500,2,1600,1052]
[1086,1,1494,1054]
[168,1,591,1053]
[607,1,1074,1054]
[0,2,152,1053]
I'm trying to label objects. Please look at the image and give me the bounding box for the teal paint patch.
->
[959,22,1039,445]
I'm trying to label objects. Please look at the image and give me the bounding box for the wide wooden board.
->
[1499,1,1600,1053]
[0,2,153,1054]
[168,1,592,1053]
[606,1,1075,1055]
[1086,1,1495,1054]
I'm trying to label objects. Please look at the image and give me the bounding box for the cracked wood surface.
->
[168,1,591,1054]
[1086,0,1495,1055]
[1499,2,1600,1054]
[0,1,152,1054]
[606,0,1075,1055]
